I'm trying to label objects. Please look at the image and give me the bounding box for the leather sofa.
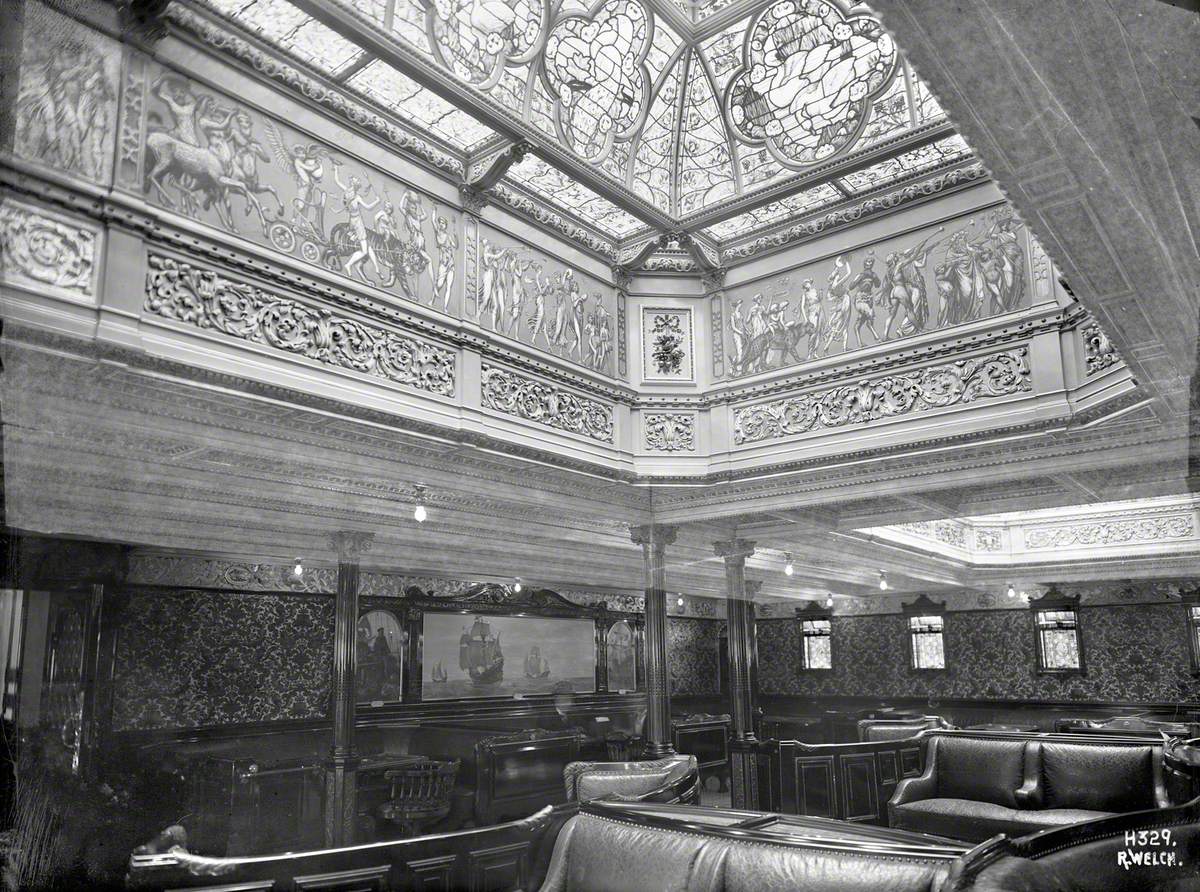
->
[889,732,1170,842]
[538,803,962,892]
[563,755,698,803]
[859,716,953,742]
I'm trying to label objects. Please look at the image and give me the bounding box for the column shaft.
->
[632,524,677,757]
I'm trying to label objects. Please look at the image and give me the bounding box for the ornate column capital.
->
[118,0,173,44]
[630,524,678,548]
[330,531,374,563]
[457,182,490,216]
[714,538,756,562]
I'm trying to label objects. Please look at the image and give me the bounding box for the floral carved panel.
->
[733,347,1031,445]
[0,199,99,302]
[1024,514,1195,550]
[144,255,456,397]
[1082,321,1121,376]
[644,413,696,453]
[642,308,694,382]
[480,364,614,443]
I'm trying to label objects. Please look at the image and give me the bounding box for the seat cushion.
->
[576,768,673,801]
[1040,743,1157,812]
[891,798,1029,842]
[1012,807,1116,831]
[934,737,1025,808]
[722,839,951,892]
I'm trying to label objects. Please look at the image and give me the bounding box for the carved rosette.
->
[144,256,456,396]
[733,348,1032,445]
[1082,321,1120,376]
[1024,514,1194,550]
[644,413,696,453]
[480,365,614,443]
[0,200,97,298]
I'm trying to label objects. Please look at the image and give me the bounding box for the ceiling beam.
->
[287,0,677,231]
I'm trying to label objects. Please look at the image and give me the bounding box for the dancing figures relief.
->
[476,233,616,376]
[725,210,1030,378]
[139,68,460,313]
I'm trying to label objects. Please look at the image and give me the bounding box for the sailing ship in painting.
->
[460,616,505,685]
[727,209,1028,377]
[431,661,448,683]
[524,646,551,679]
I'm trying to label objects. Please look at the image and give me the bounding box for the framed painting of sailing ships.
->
[421,612,597,701]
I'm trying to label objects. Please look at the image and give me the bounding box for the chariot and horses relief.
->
[140,71,458,311]
[725,209,1031,378]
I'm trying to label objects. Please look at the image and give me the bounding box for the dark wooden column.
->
[715,538,760,808]
[325,530,373,847]
[631,524,677,757]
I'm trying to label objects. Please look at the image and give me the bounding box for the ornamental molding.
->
[0,197,98,300]
[1024,513,1195,550]
[490,184,617,259]
[165,4,463,176]
[144,255,457,397]
[733,348,1032,445]
[1082,320,1121,376]
[644,413,696,453]
[722,163,988,262]
[480,364,615,443]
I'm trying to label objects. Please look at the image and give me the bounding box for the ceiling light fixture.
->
[879,571,889,591]
[1006,583,1016,599]
[413,484,427,523]
[784,553,794,576]
[825,594,834,608]
[292,558,304,578]
[677,596,685,607]
[513,577,523,593]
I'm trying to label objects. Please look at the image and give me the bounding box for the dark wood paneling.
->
[292,864,390,891]
[467,842,530,892]
[840,753,880,822]
[794,756,836,818]
[404,854,457,891]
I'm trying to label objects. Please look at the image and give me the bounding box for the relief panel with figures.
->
[12,1,122,186]
[473,224,617,377]
[723,206,1036,378]
[130,62,462,314]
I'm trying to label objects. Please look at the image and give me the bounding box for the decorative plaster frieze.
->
[894,519,968,549]
[0,198,98,300]
[127,552,338,593]
[144,255,457,397]
[733,348,1031,445]
[644,413,696,453]
[1082,321,1121,376]
[480,365,615,443]
[974,527,1002,551]
[165,4,463,176]
[1024,514,1194,550]
[722,163,987,261]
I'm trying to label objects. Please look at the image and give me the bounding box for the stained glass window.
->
[1035,608,1082,672]
[909,615,945,670]
[801,618,832,670]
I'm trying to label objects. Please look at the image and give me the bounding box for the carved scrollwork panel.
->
[144,255,456,397]
[733,348,1031,446]
[1082,321,1121,376]
[480,365,614,443]
[0,199,99,301]
[644,413,696,453]
[1024,514,1194,550]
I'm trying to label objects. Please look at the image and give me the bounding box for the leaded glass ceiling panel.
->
[196,0,982,252]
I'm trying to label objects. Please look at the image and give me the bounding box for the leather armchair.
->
[563,755,698,803]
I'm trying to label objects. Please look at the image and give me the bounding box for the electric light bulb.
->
[784,553,794,577]
[677,596,685,607]
[292,558,303,578]
[879,572,888,591]
[513,577,523,593]
[825,595,834,608]
[1006,583,1016,599]
[413,503,427,523]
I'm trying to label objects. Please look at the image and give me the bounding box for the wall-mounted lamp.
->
[292,558,304,578]
[677,596,685,607]
[1006,583,1017,599]
[784,553,794,576]
[879,571,889,591]
[413,484,428,523]
[513,577,523,593]
[825,594,834,608]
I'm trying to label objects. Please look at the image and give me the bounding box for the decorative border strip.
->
[480,364,615,443]
[733,347,1031,445]
[145,255,457,397]
[1025,513,1195,550]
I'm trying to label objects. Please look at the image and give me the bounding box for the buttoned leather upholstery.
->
[564,755,697,803]
[537,811,953,892]
[889,734,1168,843]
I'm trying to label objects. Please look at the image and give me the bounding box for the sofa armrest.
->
[889,739,939,809]
[1153,747,1171,809]
[536,815,579,892]
[1015,741,1042,808]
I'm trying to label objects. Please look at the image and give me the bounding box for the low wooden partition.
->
[755,735,925,824]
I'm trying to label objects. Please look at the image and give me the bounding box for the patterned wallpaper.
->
[757,603,1200,704]
[667,617,723,696]
[111,589,333,731]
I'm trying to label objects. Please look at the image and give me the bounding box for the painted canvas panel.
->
[135,63,461,313]
[421,612,595,700]
[13,2,121,186]
[723,206,1034,378]
[357,608,404,703]
[474,223,616,376]
[642,307,694,381]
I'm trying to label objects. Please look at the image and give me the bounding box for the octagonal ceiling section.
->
[194,0,978,255]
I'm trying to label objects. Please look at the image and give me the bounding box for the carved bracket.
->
[458,140,534,215]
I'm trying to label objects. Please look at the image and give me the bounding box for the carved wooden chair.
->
[377,759,460,838]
